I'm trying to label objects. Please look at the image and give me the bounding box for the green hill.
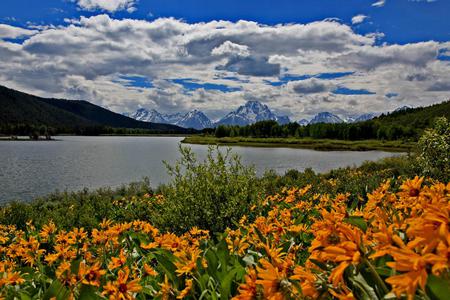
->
[0,85,192,134]
[373,101,450,129]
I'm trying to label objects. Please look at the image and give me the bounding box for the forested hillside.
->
[0,85,192,134]
[209,100,450,141]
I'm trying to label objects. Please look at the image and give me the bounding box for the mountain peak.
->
[309,112,343,124]
[217,100,288,126]
[176,110,212,130]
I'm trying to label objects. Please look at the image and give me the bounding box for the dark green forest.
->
[0,85,194,135]
[206,101,450,141]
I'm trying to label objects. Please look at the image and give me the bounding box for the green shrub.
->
[417,117,450,181]
[154,145,262,234]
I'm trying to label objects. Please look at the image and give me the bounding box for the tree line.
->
[0,123,192,137]
[205,119,419,141]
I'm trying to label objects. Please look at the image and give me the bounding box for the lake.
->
[0,136,401,203]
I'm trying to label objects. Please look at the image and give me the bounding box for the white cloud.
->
[0,15,448,121]
[372,0,386,7]
[351,15,368,25]
[289,78,335,94]
[0,24,37,39]
[74,0,137,13]
[211,41,250,57]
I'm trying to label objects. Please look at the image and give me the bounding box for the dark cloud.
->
[217,56,280,77]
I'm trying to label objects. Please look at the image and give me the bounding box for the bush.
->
[154,145,262,234]
[417,117,450,181]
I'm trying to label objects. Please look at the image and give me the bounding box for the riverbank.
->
[0,136,56,141]
[182,135,415,152]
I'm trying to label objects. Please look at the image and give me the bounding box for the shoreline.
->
[182,136,415,152]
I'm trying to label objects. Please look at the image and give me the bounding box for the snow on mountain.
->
[298,119,309,126]
[162,113,184,124]
[127,108,212,129]
[175,110,213,130]
[216,100,288,126]
[353,113,376,122]
[309,112,344,124]
[130,108,167,123]
[276,116,291,125]
[394,105,412,112]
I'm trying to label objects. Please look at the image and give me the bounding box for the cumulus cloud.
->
[290,78,334,94]
[351,15,368,25]
[0,15,448,121]
[332,42,440,70]
[211,41,250,57]
[74,0,137,13]
[426,81,450,91]
[0,24,37,39]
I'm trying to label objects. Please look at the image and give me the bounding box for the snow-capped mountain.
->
[276,116,291,125]
[353,113,376,122]
[127,108,212,129]
[309,112,344,124]
[130,108,167,123]
[298,119,309,126]
[344,113,376,123]
[394,105,412,112]
[163,113,184,124]
[175,110,213,130]
[216,100,289,126]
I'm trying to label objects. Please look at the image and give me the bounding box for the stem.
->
[362,257,389,295]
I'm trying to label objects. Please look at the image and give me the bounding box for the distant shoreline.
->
[0,134,193,141]
[182,135,415,152]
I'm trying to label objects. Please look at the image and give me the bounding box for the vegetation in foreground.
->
[182,136,415,152]
[0,177,449,300]
[0,118,448,299]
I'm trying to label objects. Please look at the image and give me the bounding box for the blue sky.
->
[2,0,449,43]
[0,0,449,120]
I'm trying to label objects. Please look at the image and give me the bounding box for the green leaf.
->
[19,291,32,300]
[43,280,71,300]
[308,259,327,271]
[426,274,450,300]
[220,269,238,300]
[253,227,267,244]
[79,285,103,300]
[344,216,368,232]
[349,273,379,300]
[153,251,178,286]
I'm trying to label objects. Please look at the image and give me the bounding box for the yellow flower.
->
[233,269,258,300]
[177,279,193,299]
[102,267,141,300]
[0,271,25,287]
[108,249,127,270]
[78,262,106,287]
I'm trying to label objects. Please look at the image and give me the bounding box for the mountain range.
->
[127,101,380,129]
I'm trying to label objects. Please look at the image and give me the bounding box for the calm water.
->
[0,136,400,203]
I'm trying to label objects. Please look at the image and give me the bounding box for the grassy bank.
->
[182,135,415,152]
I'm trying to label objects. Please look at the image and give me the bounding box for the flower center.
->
[119,283,128,293]
[409,188,420,197]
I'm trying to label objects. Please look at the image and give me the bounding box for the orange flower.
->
[177,279,193,299]
[385,247,447,299]
[143,263,158,277]
[102,267,141,300]
[108,249,127,270]
[0,271,25,287]
[78,262,106,287]
[39,221,57,241]
[255,259,291,299]
[233,269,258,300]
[399,176,423,199]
